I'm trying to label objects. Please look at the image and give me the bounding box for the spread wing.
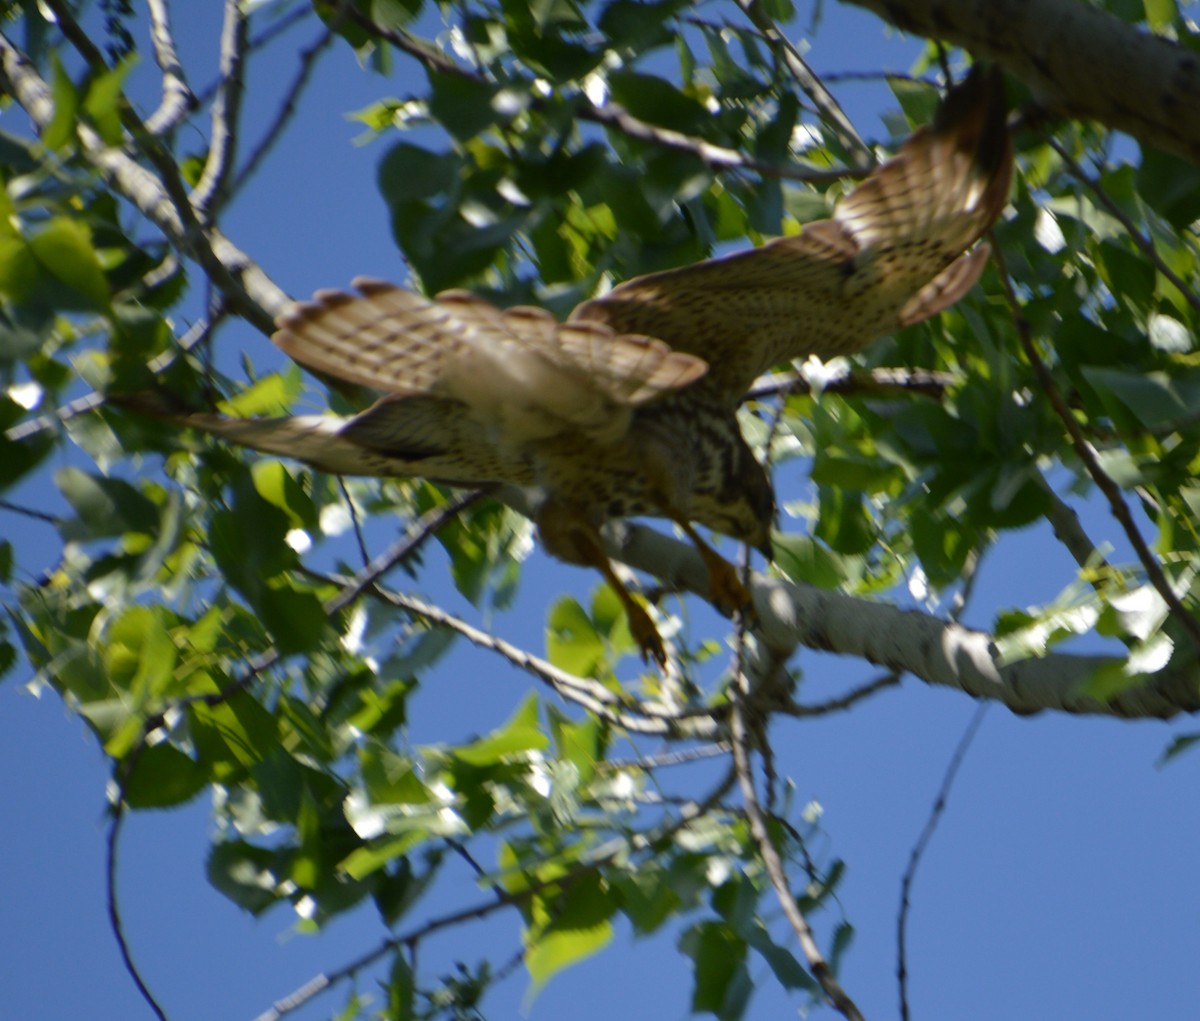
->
[570,65,1013,402]
[273,279,708,448]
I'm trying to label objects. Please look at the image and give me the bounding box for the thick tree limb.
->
[841,0,1200,165]
[609,523,1200,719]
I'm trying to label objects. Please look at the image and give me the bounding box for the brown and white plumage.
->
[570,65,1013,402]
[126,68,1012,665]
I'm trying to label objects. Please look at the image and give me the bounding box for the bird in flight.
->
[123,66,1012,667]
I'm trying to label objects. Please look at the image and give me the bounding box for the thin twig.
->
[773,670,901,717]
[727,654,866,1019]
[102,491,484,1020]
[106,744,168,1021]
[338,478,371,568]
[897,525,986,1019]
[896,702,989,1021]
[599,743,732,772]
[229,21,339,200]
[578,101,851,185]
[145,0,196,134]
[990,237,1200,651]
[191,0,249,216]
[344,583,713,737]
[0,498,61,525]
[192,5,315,110]
[0,18,287,336]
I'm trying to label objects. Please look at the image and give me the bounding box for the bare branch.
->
[577,100,853,185]
[990,239,1200,652]
[191,0,249,216]
[229,22,338,200]
[255,768,738,1020]
[192,4,316,111]
[106,743,168,1021]
[843,0,1200,166]
[896,702,989,1020]
[145,0,196,134]
[773,671,901,717]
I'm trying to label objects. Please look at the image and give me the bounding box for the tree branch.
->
[145,0,196,134]
[191,0,249,216]
[842,0,1200,165]
[607,522,1200,718]
[729,658,866,1019]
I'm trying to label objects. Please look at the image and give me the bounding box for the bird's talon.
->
[626,601,667,669]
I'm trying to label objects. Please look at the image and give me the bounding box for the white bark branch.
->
[841,0,1200,165]
[609,522,1200,719]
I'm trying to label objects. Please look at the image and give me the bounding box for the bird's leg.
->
[672,518,755,621]
[536,501,667,668]
[589,548,668,669]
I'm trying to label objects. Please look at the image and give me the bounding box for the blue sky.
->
[2,4,1199,1020]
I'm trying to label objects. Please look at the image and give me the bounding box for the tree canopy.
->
[2,2,1200,1020]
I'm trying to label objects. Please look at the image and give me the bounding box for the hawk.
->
[123,67,1011,666]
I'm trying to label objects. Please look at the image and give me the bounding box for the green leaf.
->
[207,840,286,915]
[362,745,433,804]
[386,957,416,1021]
[220,369,301,418]
[122,742,208,808]
[525,873,614,995]
[456,691,547,765]
[28,218,111,311]
[607,70,708,133]
[1157,732,1200,766]
[745,925,816,992]
[815,486,874,555]
[103,606,178,700]
[378,142,461,203]
[189,691,281,780]
[770,534,847,589]
[1081,366,1197,428]
[43,53,79,151]
[546,596,604,675]
[55,467,158,540]
[549,708,604,785]
[1137,146,1200,229]
[251,460,318,532]
[426,69,499,141]
[82,55,136,145]
[680,921,751,1020]
[1147,312,1193,352]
